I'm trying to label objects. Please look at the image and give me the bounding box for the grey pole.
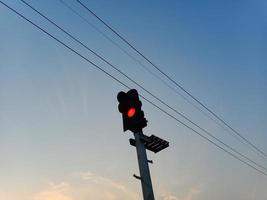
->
[134,132,155,200]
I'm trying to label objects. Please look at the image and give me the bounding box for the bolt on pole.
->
[134,132,155,200]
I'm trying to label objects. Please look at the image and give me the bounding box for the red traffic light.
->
[117,89,147,133]
[127,107,136,118]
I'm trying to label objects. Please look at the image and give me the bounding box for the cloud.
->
[49,182,69,192]
[32,182,72,200]
[160,184,202,200]
[78,171,137,200]
[163,195,178,200]
[80,171,127,193]
[32,171,203,200]
[183,186,201,200]
[32,171,138,200]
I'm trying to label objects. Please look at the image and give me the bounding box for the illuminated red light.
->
[127,107,136,118]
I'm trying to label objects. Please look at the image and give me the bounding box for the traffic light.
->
[117,89,147,133]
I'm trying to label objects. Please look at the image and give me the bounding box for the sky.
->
[0,0,267,199]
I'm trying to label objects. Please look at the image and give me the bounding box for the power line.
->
[59,0,185,98]
[20,0,267,171]
[60,0,263,156]
[19,0,267,172]
[74,0,267,158]
[1,0,267,177]
[59,0,248,148]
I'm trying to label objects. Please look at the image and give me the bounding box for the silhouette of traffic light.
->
[117,89,147,133]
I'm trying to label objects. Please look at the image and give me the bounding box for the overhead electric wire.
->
[74,0,267,158]
[59,0,247,147]
[1,0,267,177]
[19,0,267,173]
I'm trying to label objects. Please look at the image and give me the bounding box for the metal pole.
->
[134,132,155,200]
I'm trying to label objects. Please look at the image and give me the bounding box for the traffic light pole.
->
[117,89,168,200]
[134,132,155,200]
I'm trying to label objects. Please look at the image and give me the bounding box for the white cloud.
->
[32,182,72,200]
[32,171,138,200]
[163,195,178,200]
[78,171,137,199]
[80,171,127,193]
[49,182,69,192]
[183,186,201,200]
[160,184,202,200]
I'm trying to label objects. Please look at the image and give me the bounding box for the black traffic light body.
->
[117,89,147,133]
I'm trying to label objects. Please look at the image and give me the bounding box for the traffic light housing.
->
[117,89,147,133]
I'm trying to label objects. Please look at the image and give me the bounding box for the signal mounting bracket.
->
[129,134,169,153]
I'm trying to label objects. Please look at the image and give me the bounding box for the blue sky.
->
[0,0,267,199]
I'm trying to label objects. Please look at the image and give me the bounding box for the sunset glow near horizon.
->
[0,0,267,200]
